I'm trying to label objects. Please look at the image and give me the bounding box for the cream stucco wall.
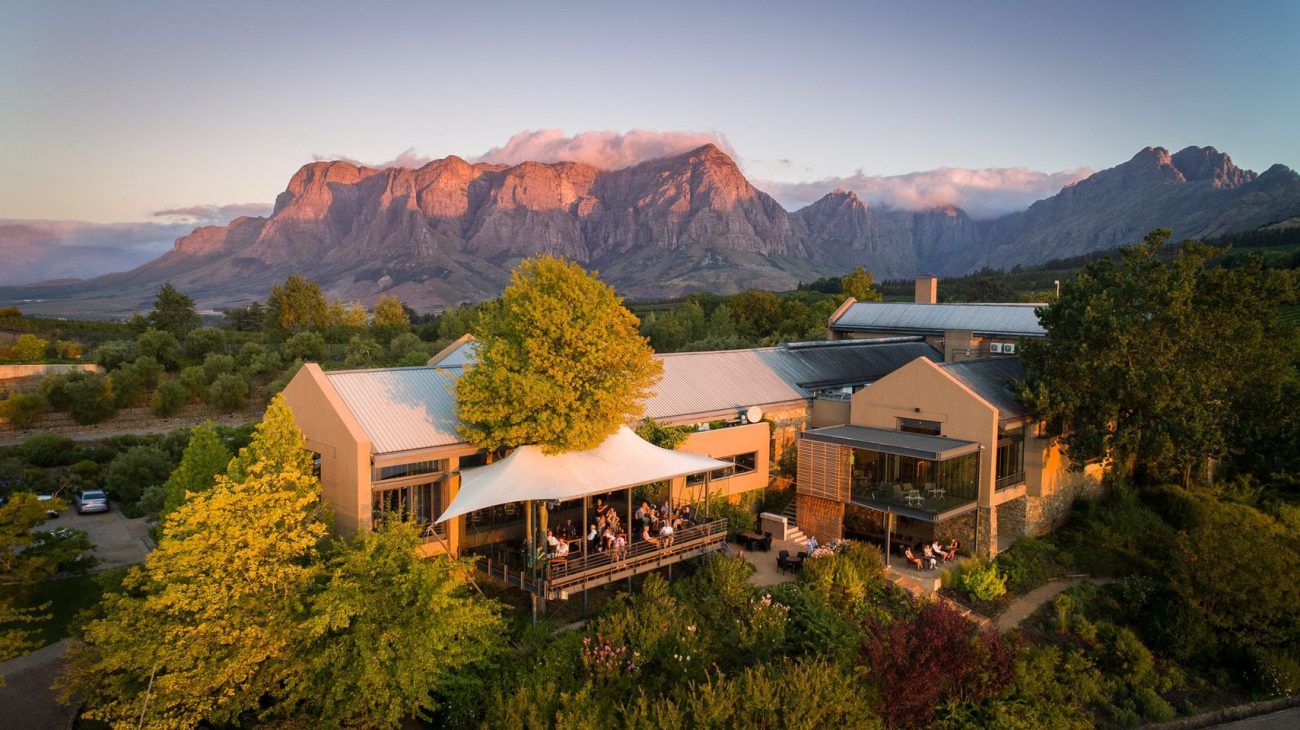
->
[849,357,1000,505]
[282,363,373,535]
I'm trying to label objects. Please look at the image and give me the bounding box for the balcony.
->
[995,471,1026,490]
[466,518,729,600]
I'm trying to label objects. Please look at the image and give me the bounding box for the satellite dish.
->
[746,406,764,423]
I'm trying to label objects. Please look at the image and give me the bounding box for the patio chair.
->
[904,489,923,507]
[777,550,795,574]
[760,532,773,552]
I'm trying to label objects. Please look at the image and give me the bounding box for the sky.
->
[1,0,1297,223]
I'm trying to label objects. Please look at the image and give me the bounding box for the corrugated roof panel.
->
[939,357,1028,420]
[802,424,980,460]
[758,340,941,392]
[645,349,807,421]
[325,366,465,454]
[832,302,1046,337]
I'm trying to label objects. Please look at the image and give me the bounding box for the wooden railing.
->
[467,518,729,598]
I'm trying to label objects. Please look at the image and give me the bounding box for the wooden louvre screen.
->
[797,438,848,502]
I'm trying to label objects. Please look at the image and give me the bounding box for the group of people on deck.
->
[544,498,702,565]
[904,538,960,571]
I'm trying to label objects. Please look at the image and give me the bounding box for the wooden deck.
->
[469,518,729,600]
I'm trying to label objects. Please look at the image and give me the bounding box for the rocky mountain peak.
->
[1170,145,1254,188]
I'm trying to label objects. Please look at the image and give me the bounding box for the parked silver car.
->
[74,490,110,514]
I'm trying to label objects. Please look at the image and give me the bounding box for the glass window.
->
[996,425,1026,486]
[375,460,445,481]
[372,480,444,535]
[898,418,942,436]
[687,451,758,485]
[308,451,321,480]
[459,452,489,469]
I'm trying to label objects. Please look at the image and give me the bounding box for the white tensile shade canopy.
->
[437,427,732,523]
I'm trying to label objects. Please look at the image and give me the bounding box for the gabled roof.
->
[324,366,464,455]
[831,302,1046,337]
[757,338,941,393]
[647,349,807,422]
[938,357,1028,422]
[427,334,478,367]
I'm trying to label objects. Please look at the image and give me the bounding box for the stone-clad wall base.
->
[997,497,1028,541]
[796,494,844,543]
[934,511,976,556]
[1023,473,1106,537]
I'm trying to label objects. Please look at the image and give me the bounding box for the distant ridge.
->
[2,144,1297,317]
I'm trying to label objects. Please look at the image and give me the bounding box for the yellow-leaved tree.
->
[59,395,326,728]
[455,256,662,453]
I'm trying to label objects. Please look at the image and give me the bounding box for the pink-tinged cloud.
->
[760,166,1093,219]
[152,202,273,224]
[473,129,736,169]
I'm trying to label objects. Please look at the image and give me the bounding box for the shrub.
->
[344,335,382,368]
[152,380,190,417]
[135,328,182,370]
[12,333,49,362]
[201,353,238,383]
[707,496,755,538]
[206,372,249,412]
[283,331,326,361]
[55,339,83,360]
[17,433,77,467]
[70,460,103,489]
[994,537,1059,594]
[184,327,228,361]
[387,331,426,362]
[0,392,49,428]
[42,371,116,424]
[959,561,1008,602]
[91,339,136,371]
[179,365,208,399]
[1252,647,1300,697]
[109,356,164,408]
[103,445,174,514]
[634,418,695,450]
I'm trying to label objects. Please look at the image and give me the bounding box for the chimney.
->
[915,276,937,304]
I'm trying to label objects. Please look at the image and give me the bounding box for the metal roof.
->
[757,338,941,393]
[426,335,478,367]
[647,349,808,422]
[325,366,465,455]
[831,302,1046,337]
[939,357,1028,421]
[801,425,980,461]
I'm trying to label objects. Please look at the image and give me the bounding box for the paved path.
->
[1210,708,1300,729]
[741,537,802,587]
[996,577,1106,632]
[56,505,152,568]
[0,640,75,730]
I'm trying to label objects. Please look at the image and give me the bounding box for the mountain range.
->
[3,143,1298,316]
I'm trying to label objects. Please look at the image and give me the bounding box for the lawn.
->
[0,574,103,649]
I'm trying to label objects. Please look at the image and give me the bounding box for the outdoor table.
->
[740,532,766,550]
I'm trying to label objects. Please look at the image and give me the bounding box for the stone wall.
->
[934,510,976,556]
[1023,469,1106,536]
[796,494,844,542]
[997,496,1028,541]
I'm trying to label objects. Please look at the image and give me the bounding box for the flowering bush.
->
[580,634,639,681]
[737,592,790,661]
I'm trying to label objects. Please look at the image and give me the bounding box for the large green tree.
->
[1018,229,1297,484]
[841,266,883,302]
[147,283,201,336]
[455,256,662,453]
[158,422,233,525]
[60,396,326,728]
[266,274,330,332]
[282,520,503,726]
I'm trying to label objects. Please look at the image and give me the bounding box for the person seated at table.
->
[546,529,560,554]
[606,511,621,531]
[678,504,693,526]
[634,501,649,525]
[922,543,938,570]
[904,545,922,570]
[642,522,661,548]
[613,531,627,559]
[946,538,960,557]
[554,539,569,558]
[587,524,599,550]
[932,539,952,562]
[659,520,675,547]
[602,527,616,552]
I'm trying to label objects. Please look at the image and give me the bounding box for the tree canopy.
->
[455,256,662,453]
[1017,229,1298,484]
[158,422,232,525]
[841,265,883,302]
[147,283,202,336]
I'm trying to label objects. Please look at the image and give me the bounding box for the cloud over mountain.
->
[759,166,1092,219]
[152,202,274,225]
[473,129,736,169]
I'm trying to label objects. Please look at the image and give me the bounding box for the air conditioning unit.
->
[989,342,1003,354]
[1003,343,1017,354]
